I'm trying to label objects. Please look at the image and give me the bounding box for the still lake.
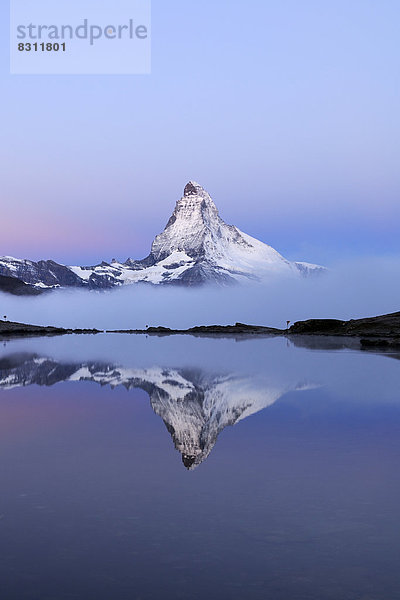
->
[0,333,399,600]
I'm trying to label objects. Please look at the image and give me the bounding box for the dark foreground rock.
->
[109,312,400,341]
[0,320,101,339]
[108,323,283,338]
[3,311,400,343]
[288,312,400,338]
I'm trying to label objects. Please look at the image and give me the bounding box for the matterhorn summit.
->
[151,181,223,261]
[122,180,324,286]
[0,181,324,291]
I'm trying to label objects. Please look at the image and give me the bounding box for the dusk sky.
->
[1,0,399,266]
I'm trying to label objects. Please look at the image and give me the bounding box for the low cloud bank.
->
[1,257,399,330]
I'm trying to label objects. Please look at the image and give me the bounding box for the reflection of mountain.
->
[0,353,313,469]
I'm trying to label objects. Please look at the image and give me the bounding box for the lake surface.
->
[0,334,399,600]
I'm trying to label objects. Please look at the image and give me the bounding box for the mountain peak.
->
[0,181,325,289]
[149,182,222,262]
[184,181,202,196]
[182,181,215,206]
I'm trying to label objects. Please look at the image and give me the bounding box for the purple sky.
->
[1,1,400,266]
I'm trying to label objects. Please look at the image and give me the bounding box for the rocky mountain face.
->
[0,182,324,291]
[0,352,312,469]
[0,274,43,296]
[0,257,87,290]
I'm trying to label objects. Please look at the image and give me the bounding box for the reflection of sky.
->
[0,339,400,598]
[1,1,400,264]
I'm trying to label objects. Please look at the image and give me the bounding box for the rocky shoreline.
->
[0,320,101,339]
[108,323,282,337]
[108,312,400,346]
[1,311,399,347]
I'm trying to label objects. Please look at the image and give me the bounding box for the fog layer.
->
[1,257,399,330]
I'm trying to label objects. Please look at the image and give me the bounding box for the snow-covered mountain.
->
[0,182,324,290]
[0,353,314,469]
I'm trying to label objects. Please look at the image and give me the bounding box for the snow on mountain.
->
[0,353,315,469]
[0,182,325,290]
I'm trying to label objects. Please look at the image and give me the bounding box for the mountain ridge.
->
[0,181,324,291]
